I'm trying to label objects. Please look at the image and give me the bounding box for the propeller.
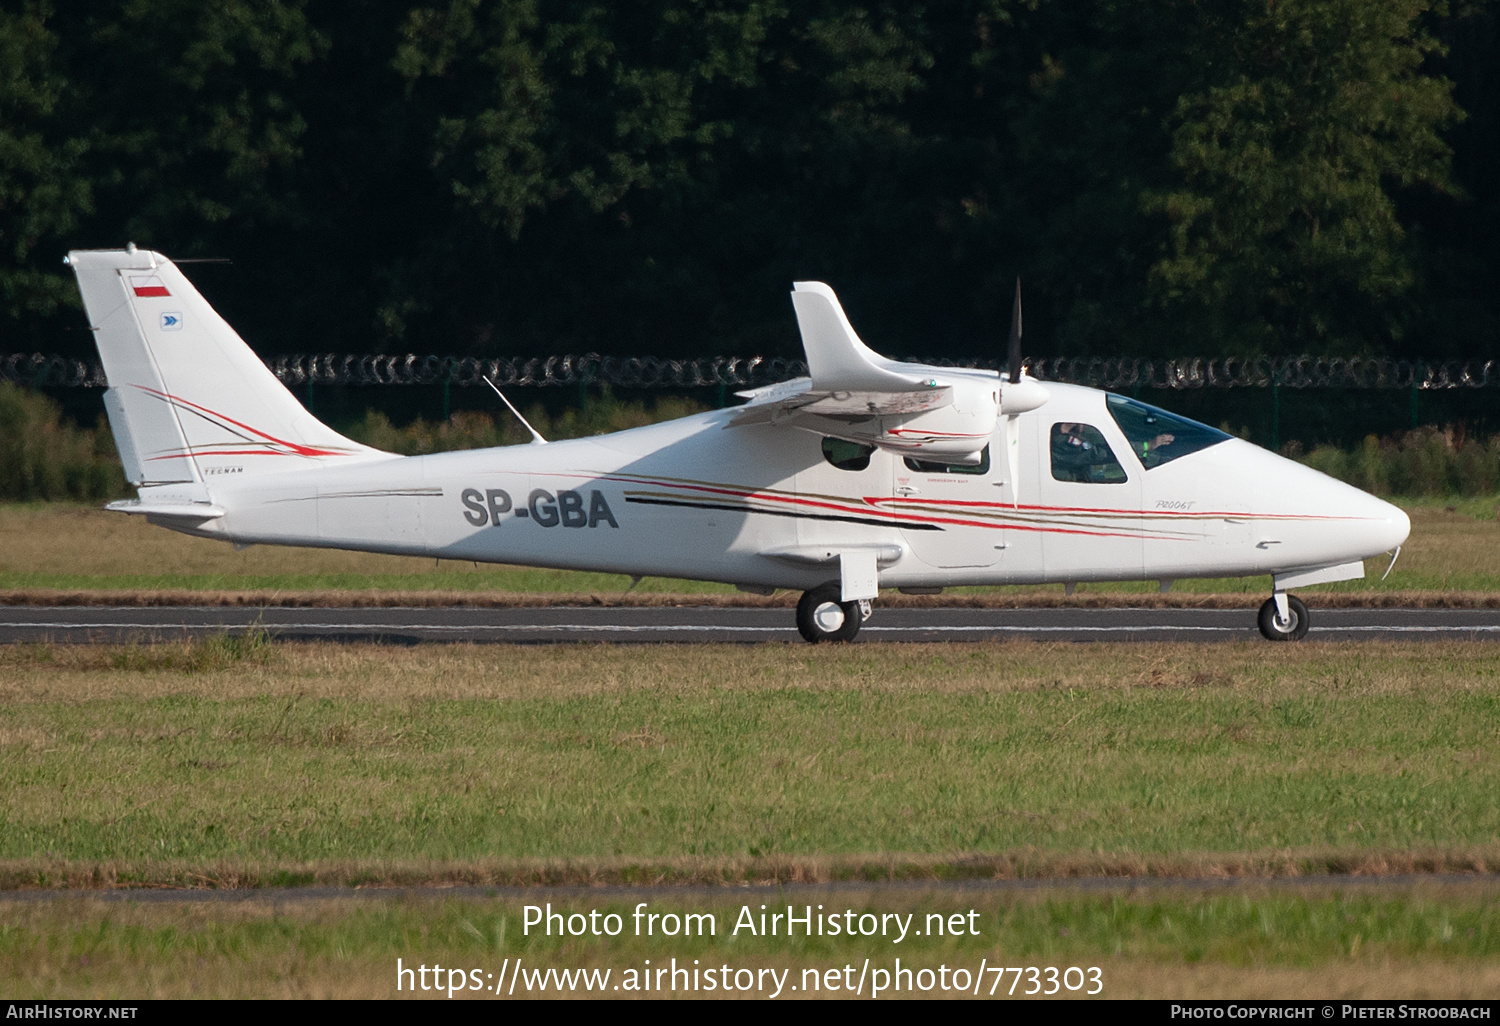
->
[995,275,1047,506]
[996,277,1047,416]
[1007,276,1023,384]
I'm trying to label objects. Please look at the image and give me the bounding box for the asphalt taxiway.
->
[2,605,1499,644]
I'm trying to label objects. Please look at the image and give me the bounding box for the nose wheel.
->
[1258,594,1310,641]
[796,584,869,643]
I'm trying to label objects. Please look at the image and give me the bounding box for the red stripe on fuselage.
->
[582,473,1153,540]
[865,495,1367,521]
[530,471,1349,536]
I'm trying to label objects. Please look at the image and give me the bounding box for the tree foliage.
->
[1146,0,1459,354]
[0,2,89,332]
[6,0,1491,361]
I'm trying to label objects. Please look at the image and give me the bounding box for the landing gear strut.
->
[796,583,870,643]
[1258,593,1310,641]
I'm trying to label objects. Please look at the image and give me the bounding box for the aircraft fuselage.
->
[166,381,1409,594]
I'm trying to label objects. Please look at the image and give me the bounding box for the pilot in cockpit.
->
[1051,422,1101,482]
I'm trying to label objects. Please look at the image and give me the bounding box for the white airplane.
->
[67,245,1409,643]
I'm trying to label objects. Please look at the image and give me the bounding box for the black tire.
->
[796,584,863,643]
[1258,595,1310,641]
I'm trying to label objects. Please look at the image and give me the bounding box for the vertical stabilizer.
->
[68,247,389,486]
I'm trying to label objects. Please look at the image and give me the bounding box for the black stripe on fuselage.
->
[624,496,944,531]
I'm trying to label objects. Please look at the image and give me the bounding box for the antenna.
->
[483,376,548,444]
[1382,545,1401,581]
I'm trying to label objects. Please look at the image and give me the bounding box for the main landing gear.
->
[1257,593,1310,641]
[796,583,873,643]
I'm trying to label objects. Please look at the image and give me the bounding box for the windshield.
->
[1105,394,1231,469]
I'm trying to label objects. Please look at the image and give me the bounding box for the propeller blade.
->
[1007,276,1023,384]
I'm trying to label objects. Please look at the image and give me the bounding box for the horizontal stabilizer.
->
[105,499,225,522]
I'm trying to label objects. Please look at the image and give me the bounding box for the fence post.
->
[1271,382,1280,452]
[443,367,452,422]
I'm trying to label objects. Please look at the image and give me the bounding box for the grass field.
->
[5,637,1500,998]
[4,884,1499,998]
[2,498,1499,598]
[3,640,1499,884]
[4,635,1500,999]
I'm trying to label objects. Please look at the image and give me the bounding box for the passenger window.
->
[904,446,990,475]
[822,437,874,471]
[1050,424,1127,483]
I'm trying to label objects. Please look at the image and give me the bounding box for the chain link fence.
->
[6,351,1500,391]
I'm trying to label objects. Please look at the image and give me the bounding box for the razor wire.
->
[7,351,1500,390]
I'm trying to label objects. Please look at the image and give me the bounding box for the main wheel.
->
[1258,594,1310,641]
[796,584,863,643]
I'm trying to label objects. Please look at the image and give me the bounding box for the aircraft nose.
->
[1347,489,1410,556]
[1377,498,1411,552]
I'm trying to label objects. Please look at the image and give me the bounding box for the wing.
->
[729,378,953,426]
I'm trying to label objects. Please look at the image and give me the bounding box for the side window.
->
[822,437,874,471]
[1050,423,1127,483]
[903,446,990,475]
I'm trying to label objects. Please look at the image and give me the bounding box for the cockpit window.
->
[1105,394,1231,469]
[904,446,990,475]
[1050,423,1127,483]
[822,437,874,471]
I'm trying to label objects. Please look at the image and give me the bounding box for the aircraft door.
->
[1037,417,1145,581]
[892,439,1003,570]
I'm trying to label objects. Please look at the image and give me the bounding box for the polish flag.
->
[130,276,170,298]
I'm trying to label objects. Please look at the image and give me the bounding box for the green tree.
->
[394,0,776,239]
[54,0,323,248]
[1,0,1480,366]
[0,2,89,335]
[1143,0,1461,354]
[380,1,940,353]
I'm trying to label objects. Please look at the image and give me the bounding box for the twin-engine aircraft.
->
[67,246,1409,642]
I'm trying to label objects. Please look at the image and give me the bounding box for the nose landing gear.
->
[796,583,871,643]
[1258,593,1310,641]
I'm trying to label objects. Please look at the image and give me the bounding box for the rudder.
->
[68,246,388,486]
